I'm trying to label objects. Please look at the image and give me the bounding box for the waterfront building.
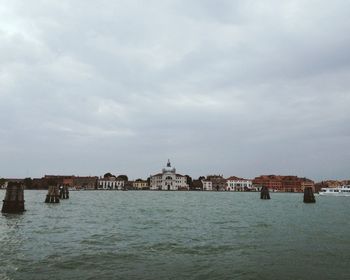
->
[202,179,213,191]
[252,175,283,191]
[281,176,314,192]
[206,175,226,191]
[150,160,189,190]
[253,175,314,192]
[98,175,125,190]
[44,175,74,186]
[226,176,253,191]
[133,179,148,190]
[28,175,97,190]
[63,177,74,187]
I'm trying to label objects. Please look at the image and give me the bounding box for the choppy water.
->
[0,190,349,280]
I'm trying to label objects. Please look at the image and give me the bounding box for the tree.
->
[192,180,203,191]
[117,175,128,181]
[185,175,193,188]
[103,172,114,178]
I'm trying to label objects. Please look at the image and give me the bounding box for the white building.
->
[226,176,253,191]
[202,179,213,191]
[98,176,125,190]
[150,160,189,191]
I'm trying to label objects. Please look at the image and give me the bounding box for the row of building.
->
[1,160,316,192]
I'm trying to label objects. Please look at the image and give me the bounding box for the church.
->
[150,160,189,190]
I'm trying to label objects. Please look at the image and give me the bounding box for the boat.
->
[318,185,350,196]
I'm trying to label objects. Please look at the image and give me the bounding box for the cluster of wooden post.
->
[1,182,25,213]
[59,185,69,199]
[1,182,73,213]
[259,185,316,203]
[260,186,270,199]
[304,187,316,203]
[45,185,60,203]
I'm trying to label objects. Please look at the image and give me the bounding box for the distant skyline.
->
[1,1,349,181]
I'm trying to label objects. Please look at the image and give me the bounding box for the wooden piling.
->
[260,186,270,199]
[59,185,69,199]
[45,185,60,203]
[303,187,316,203]
[1,182,25,213]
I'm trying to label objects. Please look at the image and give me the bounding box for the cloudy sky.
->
[1,0,349,181]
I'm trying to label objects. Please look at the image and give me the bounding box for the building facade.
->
[226,176,253,191]
[281,176,314,192]
[207,175,226,191]
[202,179,213,191]
[98,176,125,190]
[253,175,283,191]
[133,179,148,190]
[253,175,314,192]
[150,160,189,191]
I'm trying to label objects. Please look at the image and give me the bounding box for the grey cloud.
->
[0,0,349,180]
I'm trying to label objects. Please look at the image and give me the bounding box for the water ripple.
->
[1,190,350,280]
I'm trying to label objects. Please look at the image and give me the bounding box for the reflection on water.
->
[0,190,349,280]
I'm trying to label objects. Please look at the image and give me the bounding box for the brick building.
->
[207,175,226,191]
[253,175,314,192]
[253,175,283,191]
[31,175,97,190]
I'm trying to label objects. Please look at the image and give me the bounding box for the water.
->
[0,190,349,280]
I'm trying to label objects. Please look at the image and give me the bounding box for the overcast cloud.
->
[1,0,349,181]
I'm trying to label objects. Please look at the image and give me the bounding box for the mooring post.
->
[1,182,25,213]
[303,187,316,203]
[64,185,69,199]
[45,185,60,203]
[59,186,64,199]
[260,186,271,199]
[59,185,69,199]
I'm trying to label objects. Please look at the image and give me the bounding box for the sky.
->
[0,0,349,181]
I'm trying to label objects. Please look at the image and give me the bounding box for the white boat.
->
[319,185,350,196]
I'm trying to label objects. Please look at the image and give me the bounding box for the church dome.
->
[162,159,176,173]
